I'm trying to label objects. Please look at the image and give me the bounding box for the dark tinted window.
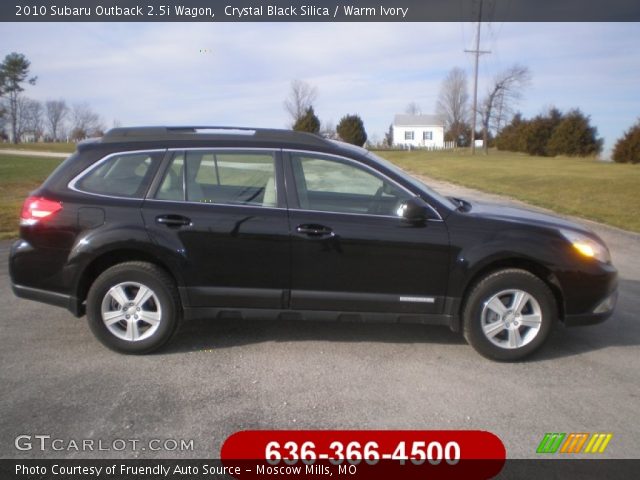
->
[76,152,161,198]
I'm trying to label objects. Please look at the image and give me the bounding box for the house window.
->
[423,131,433,140]
[404,131,414,140]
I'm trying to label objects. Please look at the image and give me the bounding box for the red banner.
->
[221,430,506,479]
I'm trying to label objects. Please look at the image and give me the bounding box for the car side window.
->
[155,151,277,207]
[291,154,411,216]
[156,153,185,201]
[76,152,161,198]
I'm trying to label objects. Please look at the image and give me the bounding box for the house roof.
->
[393,114,444,127]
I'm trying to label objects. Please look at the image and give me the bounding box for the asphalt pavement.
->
[1,177,638,460]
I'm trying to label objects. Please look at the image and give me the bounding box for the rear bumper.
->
[11,283,84,317]
[9,239,85,317]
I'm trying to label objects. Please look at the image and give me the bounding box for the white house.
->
[392,114,446,149]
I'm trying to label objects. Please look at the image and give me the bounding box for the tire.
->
[86,261,181,354]
[463,269,556,361]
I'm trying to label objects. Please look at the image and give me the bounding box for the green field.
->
[0,155,63,239]
[376,149,640,233]
[0,142,76,153]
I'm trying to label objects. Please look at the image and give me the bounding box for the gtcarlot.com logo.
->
[14,435,194,452]
[536,433,613,454]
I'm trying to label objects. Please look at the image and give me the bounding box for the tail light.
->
[20,196,63,226]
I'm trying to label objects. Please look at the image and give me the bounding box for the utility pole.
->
[465,0,491,154]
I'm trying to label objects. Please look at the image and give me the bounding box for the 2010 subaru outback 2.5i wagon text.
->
[9,126,618,360]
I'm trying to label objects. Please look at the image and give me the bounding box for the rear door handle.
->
[156,215,191,227]
[296,224,334,237]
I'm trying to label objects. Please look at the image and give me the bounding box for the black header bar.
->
[3,0,640,22]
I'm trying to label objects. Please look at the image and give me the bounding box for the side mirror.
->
[397,197,432,224]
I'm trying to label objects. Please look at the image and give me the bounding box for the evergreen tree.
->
[547,109,602,156]
[0,52,37,143]
[336,114,367,146]
[292,106,320,134]
[612,119,640,164]
[522,108,563,156]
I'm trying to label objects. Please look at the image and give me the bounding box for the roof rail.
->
[103,126,260,138]
[100,126,330,147]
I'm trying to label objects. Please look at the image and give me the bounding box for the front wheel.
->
[463,269,556,361]
[86,262,181,354]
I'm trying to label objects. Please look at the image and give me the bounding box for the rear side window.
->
[155,150,277,207]
[75,151,162,198]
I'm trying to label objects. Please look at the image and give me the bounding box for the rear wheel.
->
[463,269,556,361]
[86,262,181,354]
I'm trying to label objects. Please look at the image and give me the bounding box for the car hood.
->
[465,200,590,234]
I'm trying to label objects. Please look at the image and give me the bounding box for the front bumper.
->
[563,288,618,326]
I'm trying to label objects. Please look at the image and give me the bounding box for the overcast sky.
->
[2,22,638,155]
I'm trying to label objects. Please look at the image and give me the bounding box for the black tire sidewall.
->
[464,270,555,361]
[86,265,178,354]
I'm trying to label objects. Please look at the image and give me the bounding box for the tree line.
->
[495,108,602,157]
[433,65,638,162]
[495,108,640,163]
[0,52,106,143]
[3,51,637,162]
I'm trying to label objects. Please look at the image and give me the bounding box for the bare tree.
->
[436,67,469,146]
[284,79,318,126]
[320,120,336,139]
[0,107,7,140]
[479,65,531,153]
[21,98,44,141]
[45,99,68,141]
[13,96,30,141]
[70,102,104,141]
[383,124,393,147]
[405,102,422,115]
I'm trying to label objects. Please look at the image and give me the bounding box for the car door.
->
[142,148,290,309]
[284,151,450,314]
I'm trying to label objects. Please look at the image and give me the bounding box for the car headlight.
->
[560,229,611,264]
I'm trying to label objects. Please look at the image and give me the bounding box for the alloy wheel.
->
[100,282,162,342]
[480,289,543,349]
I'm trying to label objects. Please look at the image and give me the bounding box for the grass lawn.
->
[0,155,63,239]
[376,149,640,233]
[0,142,76,153]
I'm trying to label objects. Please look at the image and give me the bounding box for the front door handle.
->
[156,215,191,227]
[296,224,334,237]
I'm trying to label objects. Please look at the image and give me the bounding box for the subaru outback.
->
[9,126,617,360]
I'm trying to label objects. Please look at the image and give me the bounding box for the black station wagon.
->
[9,127,617,360]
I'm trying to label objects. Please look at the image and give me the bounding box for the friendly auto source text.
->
[16,464,241,477]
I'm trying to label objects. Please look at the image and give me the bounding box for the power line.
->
[465,0,491,154]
